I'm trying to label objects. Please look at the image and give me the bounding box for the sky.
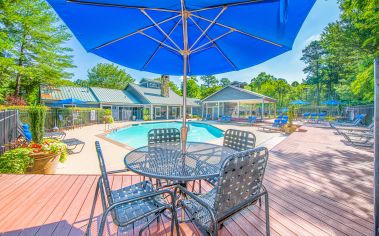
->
[63,0,341,86]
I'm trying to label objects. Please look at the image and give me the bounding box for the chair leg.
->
[138,213,160,236]
[264,192,270,236]
[85,179,100,236]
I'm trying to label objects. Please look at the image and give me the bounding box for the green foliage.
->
[103,109,114,124]
[28,105,47,144]
[200,75,218,88]
[0,0,75,103]
[220,78,231,87]
[183,77,201,98]
[43,139,68,163]
[169,81,182,96]
[75,63,134,89]
[143,108,151,121]
[288,106,295,125]
[0,148,32,174]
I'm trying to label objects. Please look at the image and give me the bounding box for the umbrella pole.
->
[181,0,189,153]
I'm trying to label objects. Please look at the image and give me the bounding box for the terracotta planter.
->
[26,152,60,174]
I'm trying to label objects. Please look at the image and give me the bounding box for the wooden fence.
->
[0,110,18,154]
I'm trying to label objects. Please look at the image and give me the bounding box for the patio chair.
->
[335,121,374,135]
[148,128,181,145]
[206,129,256,186]
[147,128,181,186]
[86,141,179,236]
[178,147,270,236]
[309,112,318,123]
[341,132,374,148]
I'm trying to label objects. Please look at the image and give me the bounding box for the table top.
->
[124,142,237,181]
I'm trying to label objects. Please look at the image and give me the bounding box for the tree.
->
[76,63,134,89]
[183,77,200,98]
[249,72,274,93]
[220,78,231,87]
[0,0,75,102]
[200,75,218,88]
[169,81,182,96]
[301,40,325,105]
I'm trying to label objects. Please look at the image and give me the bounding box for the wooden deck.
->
[0,126,374,235]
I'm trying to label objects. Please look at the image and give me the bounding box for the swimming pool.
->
[106,122,224,148]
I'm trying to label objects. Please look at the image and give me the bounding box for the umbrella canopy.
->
[47,0,316,149]
[47,0,316,75]
[322,100,341,106]
[289,100,309,105]
[51,98,85,105]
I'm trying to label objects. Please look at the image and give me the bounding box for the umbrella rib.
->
[67,0,180,12]
[138,31,181,54]
[189,0,266,13]
[94,15,180,50]
[189,16,237,70]
[140,9,182,51]
[191,13,283,48]
[142,18,182,69]
[189,6,227,51]
[191,30,234,53]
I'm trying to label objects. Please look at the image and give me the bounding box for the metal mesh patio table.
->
[124,142,237,182]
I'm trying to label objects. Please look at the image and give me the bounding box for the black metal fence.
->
[18,108,106,131]
[0,110,18,154]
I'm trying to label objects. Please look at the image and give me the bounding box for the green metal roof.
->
[127,84,200,106]
[90,87,143,104]
[41,86,97,102]
[202,86,276,103]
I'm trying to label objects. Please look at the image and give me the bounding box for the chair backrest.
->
[95,141,113,205]
[148,128,180,145]
[213,147,269,219]
[223,129,256,152]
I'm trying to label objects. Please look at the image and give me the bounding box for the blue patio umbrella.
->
[289,100,309,105]
[51,98,85,129]
[46,0,316,147]
[51,98,85,106]
[322,100,341,106]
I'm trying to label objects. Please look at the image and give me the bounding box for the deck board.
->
[0,126,374,235]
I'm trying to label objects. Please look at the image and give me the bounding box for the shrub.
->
[103,109,114,124]
[0,148,32,174]
[28,105,47,144]
[5,95,27,106]
[288,106,295,125]
[143,108,151,121]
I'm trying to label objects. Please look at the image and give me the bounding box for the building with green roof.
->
[40,78,201,121]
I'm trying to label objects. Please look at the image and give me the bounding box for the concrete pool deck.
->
[56,120,287,174]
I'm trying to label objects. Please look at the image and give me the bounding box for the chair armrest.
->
[108,188,176,211]
[175,185,217,229]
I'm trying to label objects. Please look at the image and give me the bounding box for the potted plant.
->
[282,106,298,134]
[26,105,67,174]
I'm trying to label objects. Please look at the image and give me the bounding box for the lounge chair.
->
[318,112,326,122]
[341,132,373,147]
[331,114,366,128]
[335,122,374,135]
[86,141,179,236]
[258,123,284,133]
[248,116,257,124]
[303,112,310,120]
[18,123,85,153]
[309,112,318,123]
[61,138,85,153]
[44,131,66,140]
[178,147,270,236]
[220,115,232,122]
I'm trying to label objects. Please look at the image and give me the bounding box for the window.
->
[155,107,161,117]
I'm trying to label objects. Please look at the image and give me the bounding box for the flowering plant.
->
[0,139,68,174]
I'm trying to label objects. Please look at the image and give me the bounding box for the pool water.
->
[106,122,224,148]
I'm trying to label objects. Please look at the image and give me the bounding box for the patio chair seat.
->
[111,181,167,225]
[181,188,217,230]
